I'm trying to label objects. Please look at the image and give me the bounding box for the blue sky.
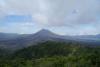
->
[0,0,100,35]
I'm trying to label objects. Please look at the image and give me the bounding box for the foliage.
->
[0,41,100,67]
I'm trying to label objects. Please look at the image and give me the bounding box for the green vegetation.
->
[0,41,100,67]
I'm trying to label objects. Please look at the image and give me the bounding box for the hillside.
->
[0,41,100,67]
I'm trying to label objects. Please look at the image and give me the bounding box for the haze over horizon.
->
[0,0,100,35]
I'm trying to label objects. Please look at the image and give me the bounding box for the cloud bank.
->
[0,0,100,35]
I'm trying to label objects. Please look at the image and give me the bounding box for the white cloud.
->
[0,22,41,34]
[0,0,100,35]
[32,13,48,26]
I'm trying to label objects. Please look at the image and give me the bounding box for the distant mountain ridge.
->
[0,29,100,50]
[0,33,20,40]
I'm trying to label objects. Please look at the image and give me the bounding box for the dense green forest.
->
[0,41,100,67]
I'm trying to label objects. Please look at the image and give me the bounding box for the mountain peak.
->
[34,29,57,37]
[39,29,51,33]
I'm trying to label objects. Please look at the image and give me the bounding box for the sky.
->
[0,0,100,35]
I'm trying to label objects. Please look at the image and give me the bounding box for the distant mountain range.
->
[0,29,100,50]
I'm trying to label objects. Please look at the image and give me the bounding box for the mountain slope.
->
[0,33,20,40]
[0,29,67,50]
[0,29,100,50]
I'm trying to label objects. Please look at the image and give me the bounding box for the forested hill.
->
[0,41,100,67]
